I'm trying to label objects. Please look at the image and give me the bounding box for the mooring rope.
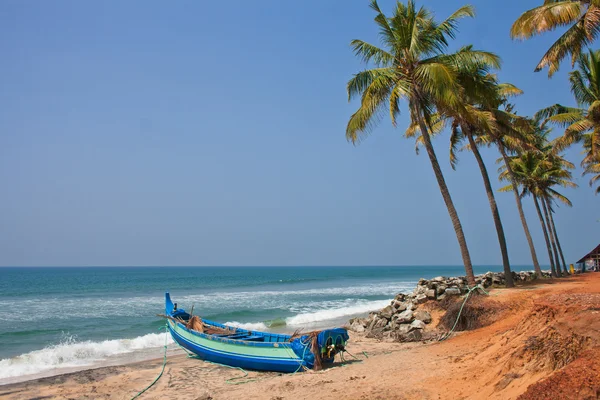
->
[131,324,169,400]
[439,284,488,341]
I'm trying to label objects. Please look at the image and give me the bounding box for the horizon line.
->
[0,264,543,268]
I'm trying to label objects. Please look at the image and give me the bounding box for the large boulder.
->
[367,316,388,331]
[379,305,394,320]
[374,317,388,329]
[436,284,447,295]
[415,293,427,304]
[414,310,432,324]
[397,329,422,342]
[396,309,414,324]
[394,293,406,302]
[393,300,408,312]
[349,321,365,333]
[395,324,412,334]
[410,320,426,330]
[425,289,437,300]
[445,287,461,296]
[414,285,427,296]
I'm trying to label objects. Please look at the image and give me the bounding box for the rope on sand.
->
[439,284,488,342]
[131,324,169,400]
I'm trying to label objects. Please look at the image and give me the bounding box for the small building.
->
[576,244,600,272]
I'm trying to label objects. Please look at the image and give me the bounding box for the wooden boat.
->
[165,292,349,373]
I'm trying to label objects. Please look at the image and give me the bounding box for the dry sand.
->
[2,273,599,400]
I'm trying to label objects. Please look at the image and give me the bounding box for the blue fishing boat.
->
[164,292,349,373]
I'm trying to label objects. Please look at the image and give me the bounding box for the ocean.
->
[0,265,506,383]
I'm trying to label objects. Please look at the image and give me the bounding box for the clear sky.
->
[0,0,597,267]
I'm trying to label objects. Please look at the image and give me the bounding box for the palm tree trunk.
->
[415,110,475,286]
[466,130,513,287]
[498,145,543,277]
[533,195,558,278]
[541,197,562,277]
[547,204,569,274]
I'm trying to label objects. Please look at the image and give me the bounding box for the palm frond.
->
[350,40,395,67]
[511,2,583,40]
[535,19,588,76]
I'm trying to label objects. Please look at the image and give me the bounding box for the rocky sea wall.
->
[348,270,551,342]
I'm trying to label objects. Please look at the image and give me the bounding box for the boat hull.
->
[167,319,305,373]
[164,292,348,373]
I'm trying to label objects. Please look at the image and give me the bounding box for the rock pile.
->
[348,270,551,342]
[348,292,433,342]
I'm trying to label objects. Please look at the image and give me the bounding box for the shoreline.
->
[1,271,599,399]
[0,268,563,387]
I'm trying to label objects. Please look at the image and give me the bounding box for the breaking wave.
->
[226,299,391,331]
[0,332,173,380]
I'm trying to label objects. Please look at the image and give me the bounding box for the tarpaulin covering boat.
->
[165,292,349,373]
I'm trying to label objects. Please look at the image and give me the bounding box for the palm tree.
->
[511,1,600,76]
[406,67,518,285]
[537,49,600,158]
[489,108,544,278]
[541,196,564,274]
[499,150,557,277]
[499,143,577,278]
[440,71,517,287]
[346,0,500,285]
[532,128,575,275]
[542,141,576,275]
[547,201,570,273]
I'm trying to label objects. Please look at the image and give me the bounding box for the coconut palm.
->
[437,71,517,287]
[500,150,559,277]
[532,127,576,275]
[511,1,600,76]
[346,0,500,285]
[536,49,600,158]
[547,201,570,273]
[486,107,545,278]
[499,141,577,277]
[410,81,544,280]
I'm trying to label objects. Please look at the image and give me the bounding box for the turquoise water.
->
[0,265,508,381]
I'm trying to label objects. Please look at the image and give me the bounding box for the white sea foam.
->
[0,332,173,380]
[224,321,270,331]
[286,299,391,326]
[227,299,391,330]
[0,281,415,322]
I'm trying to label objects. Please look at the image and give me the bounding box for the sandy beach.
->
[1,273,599,400]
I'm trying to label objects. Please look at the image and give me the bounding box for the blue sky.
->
[0,0,596,267]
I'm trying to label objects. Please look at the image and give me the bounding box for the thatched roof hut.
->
[576,244,600,271]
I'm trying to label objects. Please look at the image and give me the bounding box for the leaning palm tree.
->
[537,49,600,157]
[346,0,500,285]
[500,151,559,277]
[500,144,577,277]
[439,72,517,287]
[540,138,577,275]
[486,107,544,278]
[511,1,600,76]
[546,201,570,273]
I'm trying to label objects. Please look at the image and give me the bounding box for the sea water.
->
[0,265,504,382]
